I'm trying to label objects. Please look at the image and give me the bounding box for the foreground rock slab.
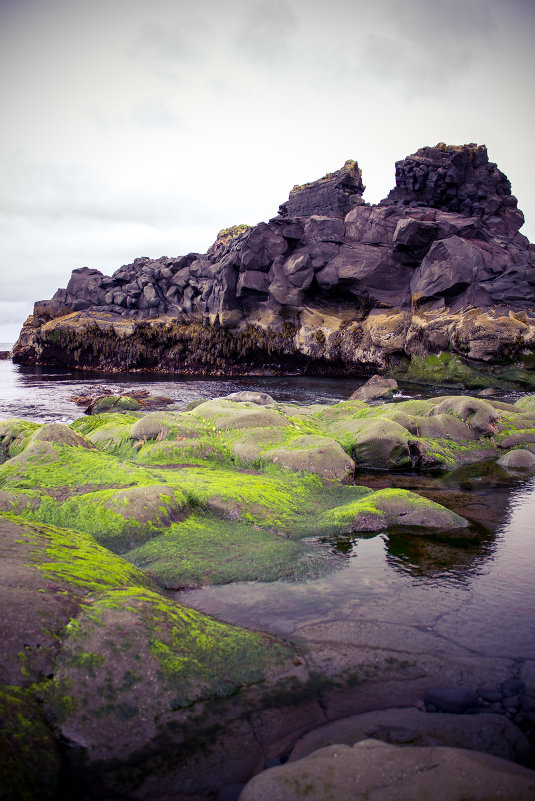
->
[289,706,530,764]
[239,739,535,801]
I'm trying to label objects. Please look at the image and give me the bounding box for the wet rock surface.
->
[2,392,535,798]
[12,144,535,387]
[239,739,535,801]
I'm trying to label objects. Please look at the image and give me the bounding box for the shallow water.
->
[0,358,521,424]
[0,359,366,423]
[175,470,535,663]
[2,355,535,670]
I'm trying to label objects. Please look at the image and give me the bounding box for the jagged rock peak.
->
[208,224,253,255]
[381,142,524,236]
[278,158,365,219]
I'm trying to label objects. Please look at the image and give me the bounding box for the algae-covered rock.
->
[515,394,535,413]
[227,426,288,462]
[0,490,39,513]
[25,484,187,553]
[130,410,207,441]
[0,419,40,463]
[330,418,411,470]
[415,412,476,441]
[239,739,535,801]
[88,394,141,414]
[137,437,226,465]
[429,396,500,436]
[191,399,292,431]
[0,513,297,798]
[103,484,186,526]
[262,435,355,482]
[319,488,468,535]
[47,586,292,765]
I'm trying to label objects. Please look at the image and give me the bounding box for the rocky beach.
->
[3,145,535,800]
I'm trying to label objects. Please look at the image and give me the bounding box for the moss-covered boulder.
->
[46,586,291,765]
[130,410,208,441]
[319,488,469,535]
[0,513,297,798]
[226,426,288,462]
[515,394,535,413]
[87,394,142,414]
[191,399,292,431]
[262,435,355,482]
[330,418,411,470]
[31,422,94,448]
[429,397,499,436]
[136,436,229,465]
[0,419,40,463]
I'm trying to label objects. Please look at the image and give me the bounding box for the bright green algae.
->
[4,395,535,797]
[1,512,296,796]
[4,394,535,592]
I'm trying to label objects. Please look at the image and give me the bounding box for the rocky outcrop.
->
[13,144,535,384]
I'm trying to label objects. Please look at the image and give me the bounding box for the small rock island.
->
[12,143,535,388]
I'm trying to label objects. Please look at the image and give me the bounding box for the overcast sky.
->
[1,0,534,342]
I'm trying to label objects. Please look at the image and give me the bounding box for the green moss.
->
[71,412,140,436]
[23,484,187,553]
[160,464,352,531]
[0,440,158,490]
[90,395,141,414]
[50,586,294,715]
[136,435,231,466]
[124,514,324,587]
[8,514,152,593]
[0,419,41,463]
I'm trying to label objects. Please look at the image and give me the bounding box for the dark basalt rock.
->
[381,143,525,237]
[278,159,365,219]
[12,144,535,378]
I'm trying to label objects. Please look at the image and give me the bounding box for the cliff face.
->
[12,144,535,384]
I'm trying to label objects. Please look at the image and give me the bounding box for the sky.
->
[1,0,534,342]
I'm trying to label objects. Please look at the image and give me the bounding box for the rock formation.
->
[13,144,535,385]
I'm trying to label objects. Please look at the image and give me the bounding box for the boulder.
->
[349,375,398,401]
[289,707,530,765]
[222,391,276,406]
[330,418,411,470]
[497,449,535,470]
[87,395,142,414]
[239,739,535,801]
[262,435,355,482]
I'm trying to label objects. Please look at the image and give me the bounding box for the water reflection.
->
[385,532,495,584]
[175,472,535,655]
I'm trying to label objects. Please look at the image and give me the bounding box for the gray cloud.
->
[0,0,533,343]
[131,98,181,129]
[235,0,297,63]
